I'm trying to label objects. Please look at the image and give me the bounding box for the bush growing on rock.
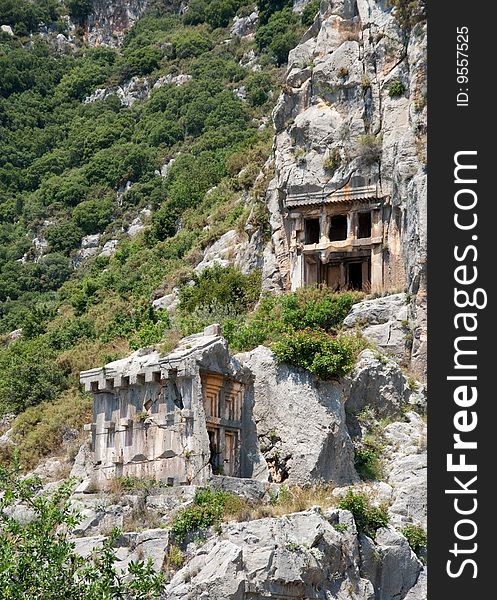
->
[401,523,427,561]
[226,287,361,354]
[178,265,261,318]
[338,489,389,538]
[170,487,243,541]
[272,329,364,379]
[354,446,384,481]
[388,79,406,97]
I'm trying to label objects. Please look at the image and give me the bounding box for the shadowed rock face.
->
[86,0,150,47]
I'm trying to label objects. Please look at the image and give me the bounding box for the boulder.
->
[382,413,427,528]
[100,239,119,257]
[230,11,258,38]
[346,350,425,419]
[237,345,357,485]
[166,508,423,599]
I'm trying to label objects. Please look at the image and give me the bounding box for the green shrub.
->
[301,0,320,27]
[0,338,67,414]
[272,329,364,379]
[184,0,244,29]
[258,0,293,25]
[0,466,165,595]
[401,524,427,561]
[170,488,242,541]
[179,299,244,337]
[354,446,383,481]
[255,7,300,65]
[338,490,389,537]
[324,148,342,174]
[388,79,406,97]
[72,198,114,235]
[45,222,84,256]
[47,318,96,351]
[226,288,360,352]
[178,265,261,316]
[278,288,357,331]
[245,73,272,107]
[172,29,213,59]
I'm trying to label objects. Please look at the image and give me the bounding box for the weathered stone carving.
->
[80,328,261,489]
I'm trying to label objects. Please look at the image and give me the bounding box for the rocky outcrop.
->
[381,412,426,528]
[84,73,190,106]
[84,0,184,47]
[85,0,150,47]
[346,349,426,421]
[194,228,265,275]
[166,507,424,600]
[262,0,427,371]
[238,345,358,485]
[344,293,412,364]
[230,11,258,38]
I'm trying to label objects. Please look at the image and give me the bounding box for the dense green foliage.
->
[354,446,383,481]
[301,0,321,27]
[0,0,363,474]
[272,329,364,379]
[0,464,165,597]
[401,524,427,561]
[170,487,242,541]
[255,7,300,65]
[338,490,389,538]
[0,0,62,36]
[0,0,303,476]
[223,287,360,350]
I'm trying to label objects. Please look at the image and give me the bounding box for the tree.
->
[255,7,299,65]
[257,0,292,25]
[0,464,166,598]
[45,222,83,255]
[72,198,114,235]
[66,0,93,24]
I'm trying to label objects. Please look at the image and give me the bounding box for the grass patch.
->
[5,388,92,470]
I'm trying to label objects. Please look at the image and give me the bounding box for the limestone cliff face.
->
[85,0,182,47]
[263,0,427,375]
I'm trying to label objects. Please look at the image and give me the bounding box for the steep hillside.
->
[1,0,298,459]
[0,2,427,597]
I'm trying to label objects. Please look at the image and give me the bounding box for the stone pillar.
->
[362,260,370,288]
[347,211,356,240]
[291,250,304,290]
[319,209,329,243]
[371,245,383,293]
[372,209,382,237]
[340,263,346,289]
